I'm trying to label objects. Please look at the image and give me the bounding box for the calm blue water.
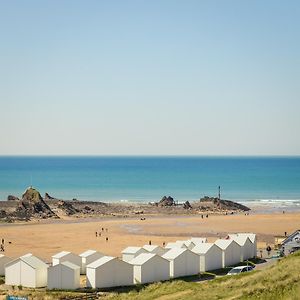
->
[0,156,299,204]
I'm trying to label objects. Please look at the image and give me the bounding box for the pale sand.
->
[0,212,299,261]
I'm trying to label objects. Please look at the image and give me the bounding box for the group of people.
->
[95,227,109,242]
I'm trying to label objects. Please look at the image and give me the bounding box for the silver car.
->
[227,265,254,275]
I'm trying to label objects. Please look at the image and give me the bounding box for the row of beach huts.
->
[1,233,256,290]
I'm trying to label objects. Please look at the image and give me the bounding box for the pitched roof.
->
[163,248,186,260]
[214,239,238,250]
[143,245,160,252]
[174,241,189,248]
[129,253,157,265]
[165,242,179,249]
[21,253,33,258]
[52,251,71,258]
[228,233,256,243]
[228,235,251,246]
[192,243,216,254]
[21,256,48,270]
[86,256,116,268]
[281,230,300,245]
[61,261,80,270]
[190,237,207,244]
[121,246,144,254]
[79,250,97,257]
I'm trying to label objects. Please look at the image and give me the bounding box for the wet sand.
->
[0,211,299,261]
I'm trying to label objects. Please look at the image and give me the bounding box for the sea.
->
[0,156,299,207]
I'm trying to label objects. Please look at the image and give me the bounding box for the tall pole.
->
[218,186,221,200]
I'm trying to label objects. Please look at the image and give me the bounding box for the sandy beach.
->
[0,211,299,262]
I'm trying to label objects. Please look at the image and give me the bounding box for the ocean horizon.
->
[0,156,300,205]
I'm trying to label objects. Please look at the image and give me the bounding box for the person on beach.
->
[95,232,98,237]
[266,245,272,257]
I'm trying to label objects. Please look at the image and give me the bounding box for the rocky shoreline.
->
[0,187,250,222]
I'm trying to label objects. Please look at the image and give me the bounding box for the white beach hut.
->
[0,254,12,276]
[214,239,241,268]
[162,248,200,278]
[229,233,257,258]
[79,250,104,274]
[121,246,148,262]
[192,243,223,272]
[52,251,81,271]
[143,245,168,256]
[86,256,133,288]
[130,253,170,284]
[228,235,254,261]
[48,261,80,290]
[5,255,48,288]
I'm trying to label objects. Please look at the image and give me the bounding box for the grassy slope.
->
[107,252,300,300]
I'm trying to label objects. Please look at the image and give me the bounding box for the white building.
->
[228,236,254,261]
[121,246,148,262]
[5,255,48,288]
[0,254,12,276]
[228,233,257,258]
[192,243,223,272]
[143,245,167,256]
[79,250,104,274]
[214,239,241,268]
[162,248,200,278]
[52,251,81,272]
[86,256,133,288]
[48,261,80,290]
[130,253,170,284]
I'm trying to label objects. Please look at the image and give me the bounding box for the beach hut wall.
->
[52,251,82,272]
[121,246,148,262]
[0,254,12,276]
[79,250,104,274]
[214,239,242,268]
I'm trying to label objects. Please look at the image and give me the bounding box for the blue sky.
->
[0,0,299,155]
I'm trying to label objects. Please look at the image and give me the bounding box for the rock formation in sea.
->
[193,196,250,211]
[158,196,176,206]
[14,187,59,219]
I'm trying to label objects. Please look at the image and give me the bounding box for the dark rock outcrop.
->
[158,196,176,207]
[195,196,250,211]
[183,201,192,209]
[57,200,80,216]
[45,193,57,200]
[16,187,59,219]
[7,195,19,201]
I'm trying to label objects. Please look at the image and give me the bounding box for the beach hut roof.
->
[79,250,97,257]
[192,243,216,254]
[165,242,179,249]
[87,256,115,269]
[143,245,160,252]
[10,255,48,270]
[229,233,256,243]
[214,239,236,250]
[21,253,33,258]
[163,248,186,259]
[121,246,143,254]
[129,253,156,265]
[52,251,71,258]
[228,235,251,246]
[190,237,207,244]
[175,240,188,248]
[61,261,80,270]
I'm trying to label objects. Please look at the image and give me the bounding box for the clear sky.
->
[0,0,299,155]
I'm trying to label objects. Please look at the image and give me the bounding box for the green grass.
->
[105,252,300,300]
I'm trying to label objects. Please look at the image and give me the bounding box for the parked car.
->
[227,265,254,275]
